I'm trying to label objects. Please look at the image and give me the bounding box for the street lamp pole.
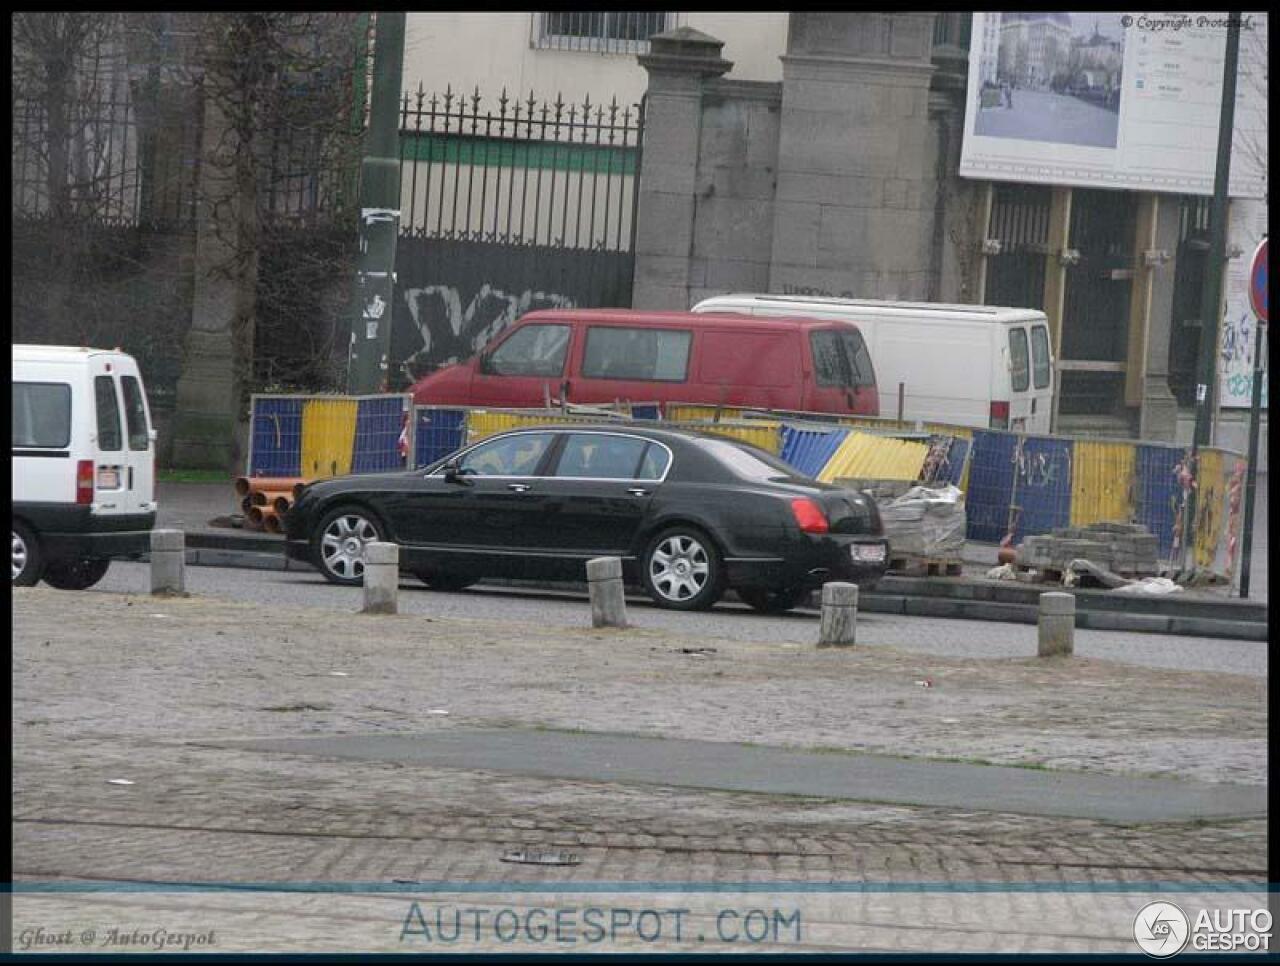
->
[1181,11,1241,569]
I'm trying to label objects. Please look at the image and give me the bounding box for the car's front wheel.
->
[42,558,111,590]
[314,506,387,586]
[737,586,811,614]
[12,521,43,587]
[641,526,724,611]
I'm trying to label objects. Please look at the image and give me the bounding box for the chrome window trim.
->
[426,428,674,484]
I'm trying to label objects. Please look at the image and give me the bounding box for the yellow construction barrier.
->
[465,409,624,445]
[300,399,358,479]
[665,420,783,455]
[1069,440,1137,527]
[1191,447,1229,569]
[817,431,929,483]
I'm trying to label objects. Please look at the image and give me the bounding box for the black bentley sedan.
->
[285,425,889,612]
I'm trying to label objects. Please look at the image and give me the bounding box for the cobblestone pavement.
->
[12,587,1269,953]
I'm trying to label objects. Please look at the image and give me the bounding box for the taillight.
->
[76,460,94,505]
[790,498,829,534]
[989,400,1010,429]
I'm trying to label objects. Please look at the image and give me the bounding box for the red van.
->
[409,309,880,416]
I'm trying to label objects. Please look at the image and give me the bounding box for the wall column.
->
[632,27,732,310]
[1140,194,1182,441]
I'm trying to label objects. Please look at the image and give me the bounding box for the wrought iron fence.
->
[397,86,644,252]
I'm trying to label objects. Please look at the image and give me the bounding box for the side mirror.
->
[442,459,472,486]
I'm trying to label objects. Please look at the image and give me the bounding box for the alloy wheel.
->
[648,534,711,603]
[12,530,28,581]
[319,513,381,582]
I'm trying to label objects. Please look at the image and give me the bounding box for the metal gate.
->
[984,183,1050,310]
[1167,195,1212,409]
[1058,188,1138,416]
[390,87,644,387]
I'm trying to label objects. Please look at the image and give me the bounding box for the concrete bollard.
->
[586,556,627,628]
[1038,591,1075,657]
[150,529,186,595]
[361,542,399,615]
[818,582,858,647]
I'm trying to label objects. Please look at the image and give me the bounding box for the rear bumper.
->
[34,509,157,563]
[725,535,889,590]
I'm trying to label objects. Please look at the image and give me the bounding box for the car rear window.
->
[120,374,150,451]
[12,382,71,448]
[1008,328,1030,393]
[582,327,691,382]
[701,437,799,482]
[94,375,123,451]
[1031,325,1051,389]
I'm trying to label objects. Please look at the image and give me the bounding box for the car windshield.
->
[700,437,805,482]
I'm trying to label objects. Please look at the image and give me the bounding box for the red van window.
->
[697,331,795,387]
[582,326,691,381]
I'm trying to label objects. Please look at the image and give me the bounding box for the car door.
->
[468,322,574,407]
[1006,325,1034,433]
[536,432,663,560]
[117,367,156,516]
[1028,322,1054,433]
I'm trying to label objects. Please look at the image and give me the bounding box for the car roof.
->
[517,308,844,331]
[13,344,133,361]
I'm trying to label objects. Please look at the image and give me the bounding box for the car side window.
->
[554,433,649,479]
[456,432,554,476]
[1008,328,1030,393]
[484,324,570,377]
[1030,325,1051,389]
[637,443,671,481]
[94,375,123,451]
[581,327,691,381]
[120,375,150,451]
[810,331,853,387]
[12,382,71,448]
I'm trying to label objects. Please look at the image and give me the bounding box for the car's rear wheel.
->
[314,506,387,586]
[42,558,111,591]
[641,526,724,611]
[737,586,810,614]
[12,521,43,587]
[413,569,477,592]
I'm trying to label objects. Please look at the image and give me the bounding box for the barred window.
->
[535,12,674,53]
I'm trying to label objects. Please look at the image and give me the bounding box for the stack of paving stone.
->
[1016,522,1160,578]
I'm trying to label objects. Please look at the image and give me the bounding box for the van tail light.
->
[76,460,95,505]
[989,400,1010,429]
[790,498,830,534]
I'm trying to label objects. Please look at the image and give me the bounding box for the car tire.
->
[313,505,388,586]
[12,521,43,587]
[413,569,477,592]
[737,586,810,614]
[640,525,725,611]
[42,558,111,591]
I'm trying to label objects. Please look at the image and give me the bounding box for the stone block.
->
[634,195,695,257]
[769,201,821,267]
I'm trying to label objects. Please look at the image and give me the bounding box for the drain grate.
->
[501,848,581,866]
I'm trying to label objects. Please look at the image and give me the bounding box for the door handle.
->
[627,487,649,497]
[128,466,134,489]
[507,483,531,493]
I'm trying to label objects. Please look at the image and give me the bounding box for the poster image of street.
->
[973,13,1125,149]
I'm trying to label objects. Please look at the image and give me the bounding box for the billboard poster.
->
[1219,198,1268,409]
[960,12,1267,197]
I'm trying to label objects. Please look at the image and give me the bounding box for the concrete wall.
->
[403,12,787,106]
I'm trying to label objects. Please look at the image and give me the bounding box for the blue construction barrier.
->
[1007,435,1074,544]
[413,407,468,469]
[965,431,1019,543]
[1134,443,1184,559]
[350,397,407,474]
[779,424,851,479]
[248,397,303,477]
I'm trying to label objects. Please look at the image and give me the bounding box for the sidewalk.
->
[11,586,1269,952]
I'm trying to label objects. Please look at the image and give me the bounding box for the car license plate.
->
[852,543,885,563]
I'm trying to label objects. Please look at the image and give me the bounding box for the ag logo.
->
[1134,901,1190,957]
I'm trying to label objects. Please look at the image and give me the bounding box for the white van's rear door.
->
[1005,325,1034,432]
[117,364,156,515]
[88,356,155,517]
[1028,322,1054,433]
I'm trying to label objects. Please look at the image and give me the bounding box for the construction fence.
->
[244,395,1245,573]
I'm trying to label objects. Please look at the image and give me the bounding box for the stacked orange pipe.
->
[235,476,310,531]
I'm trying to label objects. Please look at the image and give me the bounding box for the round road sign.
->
[1249,238,1267,323]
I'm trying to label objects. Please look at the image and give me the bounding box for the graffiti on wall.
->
[1219,198,1268,409]
[398,283,576,382]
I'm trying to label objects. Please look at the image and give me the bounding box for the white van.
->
[12,345,157,588]
[691,295,1055,433]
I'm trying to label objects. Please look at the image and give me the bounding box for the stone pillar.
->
[586,556,628,628]
[1139,194,1182,442]
[1037,592,1075,657]
[361,542,400,614]
[818,581,858,647]
[633,27,733,310]
[768,13,938,300]
[150,529,186,596]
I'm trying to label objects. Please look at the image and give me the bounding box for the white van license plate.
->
[97,467,120,489]
[852,544,886,563]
